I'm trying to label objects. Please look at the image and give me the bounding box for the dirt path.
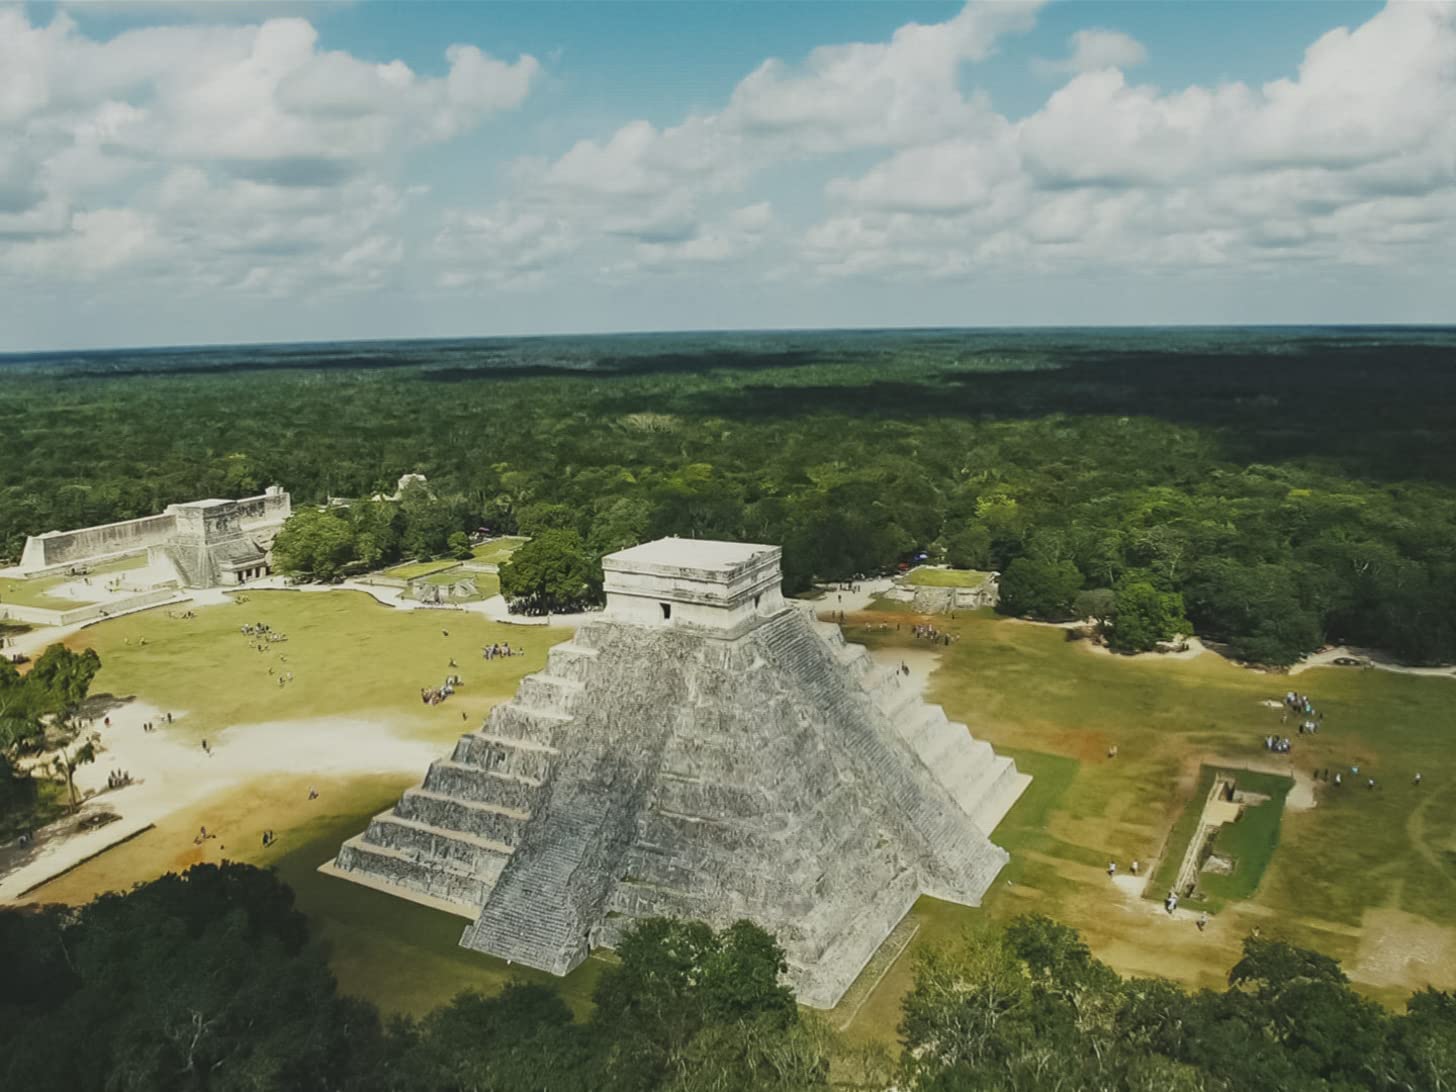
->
[0,697,443,902]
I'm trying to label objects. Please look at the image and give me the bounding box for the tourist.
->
[1368,778,1376,791]
[1131,859,1140,876]
[1197,912,1209,933]
[1414,772,1423,786]
[308,786,319,800]
[1107,861,1116,878]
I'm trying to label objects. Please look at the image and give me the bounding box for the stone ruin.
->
[16,486,291,588]
[325,537,1029,1007]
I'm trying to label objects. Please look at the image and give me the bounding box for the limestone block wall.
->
[234,487,292,528]
[20,513,177,571]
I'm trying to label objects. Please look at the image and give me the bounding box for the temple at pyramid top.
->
[602,536,786,634]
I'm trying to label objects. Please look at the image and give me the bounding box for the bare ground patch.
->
[1354,908,1456,992]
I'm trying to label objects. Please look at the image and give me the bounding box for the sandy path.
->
[0,697,443,902]
[1290,644,1456,679]
[816,577,895,614]
[866,645,942,700]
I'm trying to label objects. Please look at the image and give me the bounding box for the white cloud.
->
[1033,28,1147,77]
[3,0,1453,342]
[437,1,1041,287]
[0,7,538,292]
[809,1,1456,282]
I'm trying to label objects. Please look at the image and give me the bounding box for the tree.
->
[516,501,580,538]
[447,531,472,560]
[0,657,42,754]
[51,738,95,809]
[499,529,600,614]
[997,557,1083,620]
[593,917,806,1092]
[943,523,993,570]
[387,983,594,1091]
[271,507,357,580]
[25,645,102,724]
[1107,582,1189,653]
[1073,587,1117,628]
[0,863,387,1092]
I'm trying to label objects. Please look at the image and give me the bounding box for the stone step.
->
[395,788,530,846]
[333,835,491,910]
[515,673,584,713]
[545,642,600,683]
[452,732,559,781]
[422,759,544,812]
[367,810,515,860]
[485,701,575,747]
[967,760,1031,837]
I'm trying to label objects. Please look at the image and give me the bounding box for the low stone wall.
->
[886,569,1000,613]
[0,587,181,628]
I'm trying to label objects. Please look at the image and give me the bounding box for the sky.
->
[0,0,1452,351]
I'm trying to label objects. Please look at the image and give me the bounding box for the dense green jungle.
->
[4,863,1454,1092]
[3,327,1455,665]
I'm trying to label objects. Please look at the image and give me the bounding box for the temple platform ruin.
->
[325,536,1029,1007]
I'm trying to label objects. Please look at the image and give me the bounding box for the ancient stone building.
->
[16,486,291,587]
[326,538,1028,1007]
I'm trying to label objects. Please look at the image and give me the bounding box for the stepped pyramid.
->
[324,538,1029,1007]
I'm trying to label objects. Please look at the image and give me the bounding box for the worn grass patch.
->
[835,605,1456,1025]
[905,567,989,588]
[470,537,528,565]
[66,589,570,737]
[382,558,460,581]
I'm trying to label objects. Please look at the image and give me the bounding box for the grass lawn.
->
[29,589,580,1014]
[382,558,460,581]
[470,537,528,565]
[905,567,989,588]
[66,589,571,737]
[0,574,92,610]
[830,605,1456,1038]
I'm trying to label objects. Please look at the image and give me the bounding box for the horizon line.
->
[5,321,1456,360]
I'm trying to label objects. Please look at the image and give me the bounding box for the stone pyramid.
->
[325,538,1028,1007]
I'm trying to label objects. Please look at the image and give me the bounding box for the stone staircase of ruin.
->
[329,642,595,917]
[812,611,1029,836]
[753,609,1009,902]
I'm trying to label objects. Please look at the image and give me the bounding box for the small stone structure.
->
[410,575,478,604]
[17,486,291,588]
[886,568,1000,614]
[326,537,1028,1007]
[371,473,430,503]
